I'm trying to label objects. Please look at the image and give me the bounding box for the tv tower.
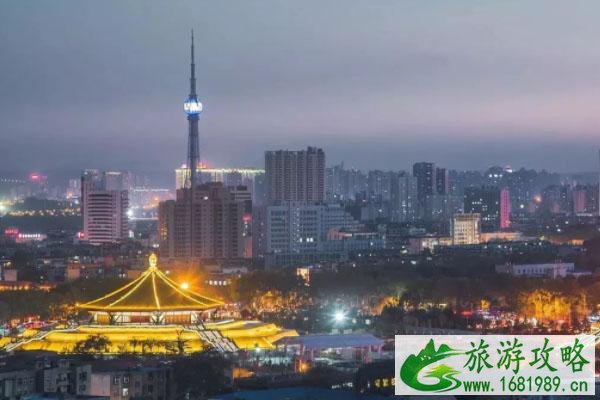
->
[183,30,202,190]
[183,30,203,259]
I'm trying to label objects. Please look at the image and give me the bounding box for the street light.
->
[333,310,346,323]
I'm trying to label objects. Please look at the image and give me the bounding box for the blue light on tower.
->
[184,97,202,115]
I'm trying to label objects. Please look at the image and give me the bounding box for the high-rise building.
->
[367,170,394,202]
[464,186,509,231]
[435,167,449,195]
[539,184,573,215]
[265,147,325,204]
[66,178,81,201]
[572,184,599,216]
[452,213,481,245]
[262,202,363,267]
[325,164,367,201]
[500,188,511,229]
[413,162,436,200]
[175,165,265,205]
[390,172,418,223]
[103,171,123,191]
[412,162,436,219]
[158,182,248,260]
[81,170,129,245]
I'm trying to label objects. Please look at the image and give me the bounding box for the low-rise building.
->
[40,359,91,395]
[480,231,524,243]
[408,236,452,254]
[0,366,36,400]
[89,362,174,400]
[495,262,575,278]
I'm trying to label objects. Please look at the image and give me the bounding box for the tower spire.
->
[190,29,196,97]
[183,29,202,190]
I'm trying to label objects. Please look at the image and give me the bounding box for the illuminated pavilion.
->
[1,254,297,354]
[78,253,221,325]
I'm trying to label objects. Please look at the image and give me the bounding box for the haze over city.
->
[2,0,600,184]
[3,2,600,399]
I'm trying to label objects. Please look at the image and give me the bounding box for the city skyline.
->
[2,4,600,396]
[2,1,600,179]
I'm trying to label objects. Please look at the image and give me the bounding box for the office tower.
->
[158,182,247,260]
[390,172,418,223]
[452,213,481,245]
[412,162,436,218]
[265,147,325,204]
[436,167,449,195]
[464,186,509,231]
[81,170,129,245]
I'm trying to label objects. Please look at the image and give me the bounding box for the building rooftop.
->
[78,253,223,312]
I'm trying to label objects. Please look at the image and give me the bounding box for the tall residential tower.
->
[265,147,325,204]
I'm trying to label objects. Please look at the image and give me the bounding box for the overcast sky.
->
[1,1,599,183]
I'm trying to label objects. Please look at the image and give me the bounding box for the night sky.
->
[1,1,600,184]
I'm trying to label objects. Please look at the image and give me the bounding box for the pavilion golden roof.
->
[78,254,223,312]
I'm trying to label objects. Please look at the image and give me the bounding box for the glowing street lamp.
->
[333,310,346,324]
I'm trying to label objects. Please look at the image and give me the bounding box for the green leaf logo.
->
[400,339,464,392]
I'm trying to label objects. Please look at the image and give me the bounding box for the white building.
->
[82,170,129,245]
[495,262,575,278]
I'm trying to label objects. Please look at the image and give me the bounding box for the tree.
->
[304,365,350,388]
[173,351,232,399]
[129,338,140,353]
[175,330,189,355]
[73,334,111,354]
[11,250,38,281]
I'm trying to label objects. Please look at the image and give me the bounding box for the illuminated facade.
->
[1,254,297,353]
[452,213,481,245]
